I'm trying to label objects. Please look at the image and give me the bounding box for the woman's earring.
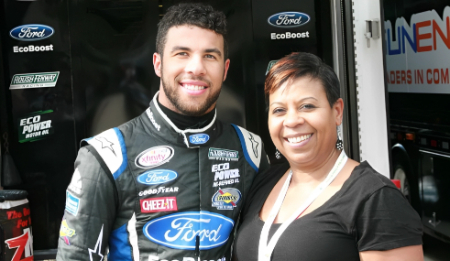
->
[336,125,344,151]
[275,149,282,159]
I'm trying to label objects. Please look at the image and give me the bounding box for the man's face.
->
[153,25,230,116]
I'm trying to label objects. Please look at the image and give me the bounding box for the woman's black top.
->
[233,162,422,261]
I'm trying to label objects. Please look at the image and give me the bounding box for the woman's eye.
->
[272,108,285,114]
[301,104,316,110]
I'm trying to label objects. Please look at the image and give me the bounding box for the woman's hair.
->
[264,52,340,107]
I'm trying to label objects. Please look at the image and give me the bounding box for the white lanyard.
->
[258,151,348,261]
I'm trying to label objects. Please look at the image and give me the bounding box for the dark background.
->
[0,0,332,254]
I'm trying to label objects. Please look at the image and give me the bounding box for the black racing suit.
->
[56,93,269,261]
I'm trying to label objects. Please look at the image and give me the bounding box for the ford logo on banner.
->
[189,134,210,145]
[267,12,310,28]
[137,169,178,185]
[10,24,54,41]
[143,211,234,250]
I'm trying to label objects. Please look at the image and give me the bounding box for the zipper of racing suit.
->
[196,147,201,260]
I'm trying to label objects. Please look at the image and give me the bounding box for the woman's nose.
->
[283,110,304,128]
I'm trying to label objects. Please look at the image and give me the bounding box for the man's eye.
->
[176,52,188,56]
[205,54,216,59]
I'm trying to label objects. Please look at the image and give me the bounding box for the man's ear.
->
[153,52,162,77]
[223,59,230,81]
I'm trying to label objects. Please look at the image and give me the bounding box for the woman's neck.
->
[288,149,342,186]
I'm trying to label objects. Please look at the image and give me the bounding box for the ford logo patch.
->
[137,169,178,185]
[143,211,234,250]
[267,12,310,28]
[189,134,210,145]
[10,24,54,41]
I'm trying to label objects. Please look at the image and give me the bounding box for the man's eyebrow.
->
[205,48,222,57]
[171,46,191,53]
[170,46,223,57]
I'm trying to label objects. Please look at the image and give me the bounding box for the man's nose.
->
[184,55,206,75]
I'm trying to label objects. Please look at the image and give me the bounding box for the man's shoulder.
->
[81,127,129,178]
[222,122,260,137]
[223,123,265,172]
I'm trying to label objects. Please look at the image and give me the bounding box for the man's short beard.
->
[161,72,222,116]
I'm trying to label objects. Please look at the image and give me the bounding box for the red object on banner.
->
[391,179,401,189]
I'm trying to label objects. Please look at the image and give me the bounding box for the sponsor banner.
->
[138,186,179,197]
[268,12,311,28]
[13,44,54,53]
[385,6,450,93]
[140,197,178,213]
[6,207,31,229]
[136,146,174,169]
[10,71,59,90]
[0,200,33,261]
[211,188,241,210]
[208,148,239,161]
[5,228,34,261]
[10,24,54,41]
[18,110,54,143]
[270,31,310,40]
[60,219,76,245]
[137,169,178,185]
[189,134,210,145]
[65,191,80,216]
[143,211,234,250]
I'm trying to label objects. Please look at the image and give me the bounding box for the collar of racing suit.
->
[156,97,215,130]
[144,91,221,149]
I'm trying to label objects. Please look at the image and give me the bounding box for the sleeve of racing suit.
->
[258,143,270,173]
[56,145,117,261]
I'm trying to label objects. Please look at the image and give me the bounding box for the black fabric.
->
[156,97,215,130]
[233,161,423,261]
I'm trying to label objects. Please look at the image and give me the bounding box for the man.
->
[57,3,269,261]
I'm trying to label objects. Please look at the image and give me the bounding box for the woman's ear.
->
[333,98,344,125]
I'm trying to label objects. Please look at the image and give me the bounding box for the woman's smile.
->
[284,133,313,147]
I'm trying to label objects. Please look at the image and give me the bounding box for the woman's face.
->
[268,76,343,167]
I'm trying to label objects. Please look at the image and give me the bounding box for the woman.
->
[233,52,423,261]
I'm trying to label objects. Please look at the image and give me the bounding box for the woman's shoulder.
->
[242,162,290,209]
[253,162,290,188]
[343,161,399,198]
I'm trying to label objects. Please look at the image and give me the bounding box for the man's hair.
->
[156,3,228,58]
[264,52,340,107]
